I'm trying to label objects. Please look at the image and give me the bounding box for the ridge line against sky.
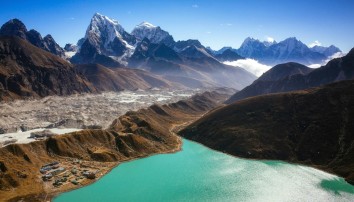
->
[0,0,353,52]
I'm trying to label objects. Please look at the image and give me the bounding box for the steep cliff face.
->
[0,90,229,201]
[180,80,354,185]
[0,36,97,101]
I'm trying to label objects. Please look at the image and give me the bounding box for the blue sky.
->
[1,0,354,52]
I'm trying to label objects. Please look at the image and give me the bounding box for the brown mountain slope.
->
[226,48,354,103]
[180,80,354,185]
[0,36,97,101]
[0,90,229,201]
[76,64,178,91]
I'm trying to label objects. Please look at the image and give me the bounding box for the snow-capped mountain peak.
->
[86,13,125,47]
[83,13,135,57]
[131,22,175,47]
[238,37,267,58]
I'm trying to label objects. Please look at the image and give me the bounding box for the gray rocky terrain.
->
[0,89,198,134]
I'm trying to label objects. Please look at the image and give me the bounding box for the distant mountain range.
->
[69,13,256,89]
[211,37,342,66]
[226,48,354,103]
[70,13,342,67]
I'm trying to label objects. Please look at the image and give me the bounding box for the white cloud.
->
[308,40,321,48]
[329,51,346,59]
[265,36,275,43]
[206,31,212,34]
[224,59,271,77]
[308,52,347,68]
[308,64,322,68]
[192,4,199,8]
[226,23,232,26]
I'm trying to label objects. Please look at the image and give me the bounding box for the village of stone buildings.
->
[40,158,106,188]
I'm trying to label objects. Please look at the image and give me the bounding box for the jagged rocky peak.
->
[0,19,65,58]
[0,18,28,39]
[239,37,266,48]
[87,13,125,40]
[279,37,309,48]
[280,37,301,45]
[238,37,267,57]
[43,34,65,57]
[310,45,342,57]
[26,29,45,48]
[274,37,312,54]
[84,13,135,56]
[174,39,204,52]
[131,21,175,47]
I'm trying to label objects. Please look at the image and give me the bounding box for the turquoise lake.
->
[55,139,354,202]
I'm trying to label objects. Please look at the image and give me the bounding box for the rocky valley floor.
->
[0,89,198,134]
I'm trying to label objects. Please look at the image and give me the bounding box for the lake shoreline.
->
[54,139,354,201]
[50,136,183,201]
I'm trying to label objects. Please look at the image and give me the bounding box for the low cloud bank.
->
[226,52,346,77]
[224,59,271,77]
[309,52,347,68]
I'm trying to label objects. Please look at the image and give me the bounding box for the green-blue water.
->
[55,139,354,202]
